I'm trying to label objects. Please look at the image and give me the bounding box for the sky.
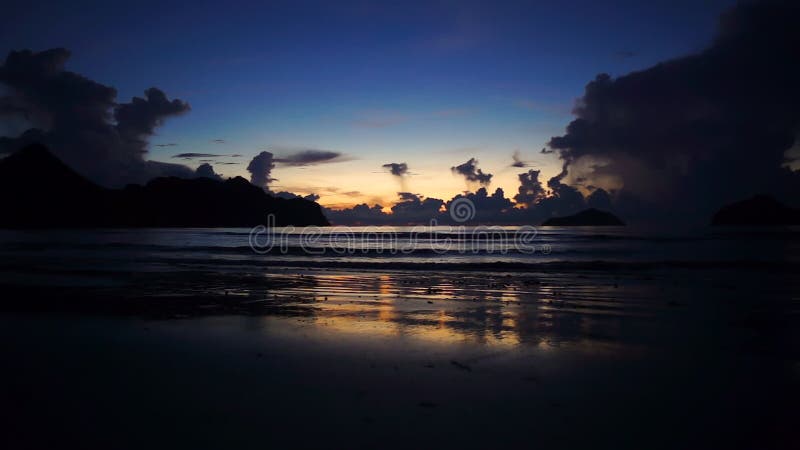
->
[0,0,740,209]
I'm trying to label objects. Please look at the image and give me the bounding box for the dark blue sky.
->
[1,0,737,206]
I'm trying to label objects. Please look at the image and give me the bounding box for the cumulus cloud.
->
[445,188,513,223]
[324,203,387,225]
[0,48,194,186]
[325,192,445,225]
[547,1,800,219]
[391,192,444,223]
[514,169,547,207]
[195,163,222,180]
[451,157,492,186]
[247,151,276,189]
[115,88,189,145]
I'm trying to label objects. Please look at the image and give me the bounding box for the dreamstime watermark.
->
[249,198,551,255]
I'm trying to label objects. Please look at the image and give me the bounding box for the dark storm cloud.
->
[451,157,492,185]
[547,0,800,218]
[0,48,195,186]
[246,151,276,189]
[274,149,347,166]
[382,162,409,177]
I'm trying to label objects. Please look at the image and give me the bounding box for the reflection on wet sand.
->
[3,264,798,360]
[232,268,767,354]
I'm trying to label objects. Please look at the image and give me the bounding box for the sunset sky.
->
[1,0,738,208]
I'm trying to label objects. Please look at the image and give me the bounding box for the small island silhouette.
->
[0,144,329,228]
[711,195,800,226]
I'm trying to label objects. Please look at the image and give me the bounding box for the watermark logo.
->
[248,212,550,256]
[449,197,476,223]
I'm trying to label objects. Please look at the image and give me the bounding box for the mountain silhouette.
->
[711,195,800,226]
[0,144,329,228]
[541,208,625,226]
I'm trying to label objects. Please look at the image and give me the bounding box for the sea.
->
[1,226,798,276]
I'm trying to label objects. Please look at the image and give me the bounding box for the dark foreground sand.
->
[1,266,799,449]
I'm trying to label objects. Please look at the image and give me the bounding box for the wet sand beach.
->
[2,263,799,449]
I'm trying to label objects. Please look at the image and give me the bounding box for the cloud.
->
[324,203,387,225]
[195,162,222,180]
[511,150,528,168]
[391,192,444,222]
[274,149,348,166]
[547,1,800,219]
[325,192,445,225]
[155,143,177,147]
[445,187,513,223]
[451,157,492,186]
[172,153,222,159]
[382,162,409,177]
[326,164,595,225]
[115,87,189,146]
[0,48,194,186]
[244,148,349,191]
[246,151,276,189]
[514,169,546,206]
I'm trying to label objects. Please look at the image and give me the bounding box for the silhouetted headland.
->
[712,195,800,226]
[541,208,625,226]
[0,144,329,228]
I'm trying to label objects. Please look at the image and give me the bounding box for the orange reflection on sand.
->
[258,270,645,351]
